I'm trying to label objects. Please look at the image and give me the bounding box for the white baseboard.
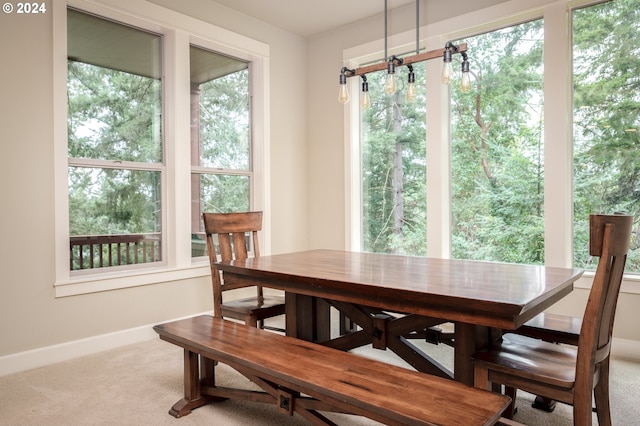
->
[1,315,639,377]
[0,311,212,377]
[611,337,640,362]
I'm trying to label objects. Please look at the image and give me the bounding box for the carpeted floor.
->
[1,321,639,425]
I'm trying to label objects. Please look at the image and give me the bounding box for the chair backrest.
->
[576,213,632,390]
[202,211,264,316]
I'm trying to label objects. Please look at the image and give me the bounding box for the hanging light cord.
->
[415,0,419,55]
[384,0,388,61]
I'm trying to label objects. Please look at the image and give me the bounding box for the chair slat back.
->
[202,212,264,316]
[576,214,632,387]
[203,211,262,262]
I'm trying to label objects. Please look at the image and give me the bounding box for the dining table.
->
[216,249,584,386]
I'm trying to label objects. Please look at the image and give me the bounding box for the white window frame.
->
[53,0,270,297]
[344,0,640,292]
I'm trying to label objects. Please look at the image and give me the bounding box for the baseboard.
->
[2,315,638,377]
[611,337,640,362]
[0,311,212,377]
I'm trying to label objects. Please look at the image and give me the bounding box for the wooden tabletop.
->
[217,249,584,330]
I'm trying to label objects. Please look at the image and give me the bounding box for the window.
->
[573,0,640,272]
[361,61,426,255]
[54,1,269,296]
[353,0,638,277]
[190,46,251,257]
[450,20,544,264]
[67,9,163,271]
[359,21,545,263]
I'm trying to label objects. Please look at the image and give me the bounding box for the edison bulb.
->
[441,61,454,84]
[406,81,417,102]
[360,91,371,110]
[384,73,397,95]
[459,71,472,93]
[338,84,350,104]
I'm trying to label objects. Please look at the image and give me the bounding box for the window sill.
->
[54,263,211,297]
[574,271,640,295]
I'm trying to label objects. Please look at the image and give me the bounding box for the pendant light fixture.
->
[338,0,471,106]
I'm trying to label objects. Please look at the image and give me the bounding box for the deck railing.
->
[70,233,161,270]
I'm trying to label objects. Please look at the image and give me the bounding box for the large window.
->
[55,1,269,295]
[451,20,544,264]
[573,0,640,271]
[355,0,639,276]
[190,46,251,257]
[361,61,427,255]
[67,9,163,271]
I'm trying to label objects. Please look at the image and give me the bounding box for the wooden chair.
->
[507,311,582,414]
[471,213,632,426]
[203,211,285,331]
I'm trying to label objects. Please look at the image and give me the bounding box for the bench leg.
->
[169,349,217,418]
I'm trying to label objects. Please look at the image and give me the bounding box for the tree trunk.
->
[392,95,404,251]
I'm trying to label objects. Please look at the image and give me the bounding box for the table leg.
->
[454,324,502,385]
[454,323,477,385]
[285,293,330,342]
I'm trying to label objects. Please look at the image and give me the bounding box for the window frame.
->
[189,46,254,255]
[66,9,166,273]
[344,0,640,291]
[53,0,271,297]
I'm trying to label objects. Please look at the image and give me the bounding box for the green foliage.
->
[573,0,640,271]
[362,62,427,255]
[198,70,250,170]
[68,62,162,238]
[196,68,252,214]
[67,62,162,163]
[451,20,545,264]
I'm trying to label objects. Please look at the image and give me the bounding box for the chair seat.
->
[472,333,578,389]
[222,295,286,316]
[517,313,581,346]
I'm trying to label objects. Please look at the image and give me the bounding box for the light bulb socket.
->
[407,65,415,83]
[461,53,469,73]
[387,55,403,74]
[387,60,396,75]
[443,41,459,64]
[443,48,452,63]
[339,66,355,84]
[361,77,369,93]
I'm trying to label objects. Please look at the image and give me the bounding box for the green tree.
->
[362,62,427,255]
[451,20,545,264]
[573,0,640,271]
[67,62,162,238]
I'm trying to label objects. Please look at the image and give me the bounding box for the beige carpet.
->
[1,323,639,425]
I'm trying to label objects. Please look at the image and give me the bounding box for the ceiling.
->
[210,0,417,38]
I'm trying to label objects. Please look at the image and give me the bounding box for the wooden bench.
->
[516,312,581,346]
[154,315,512,425]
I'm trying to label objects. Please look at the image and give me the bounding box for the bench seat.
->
[516,312,581,346]
[154,315,511,425]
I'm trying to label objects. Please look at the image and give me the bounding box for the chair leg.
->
[594,360,612,426]
[573,386,595,426]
